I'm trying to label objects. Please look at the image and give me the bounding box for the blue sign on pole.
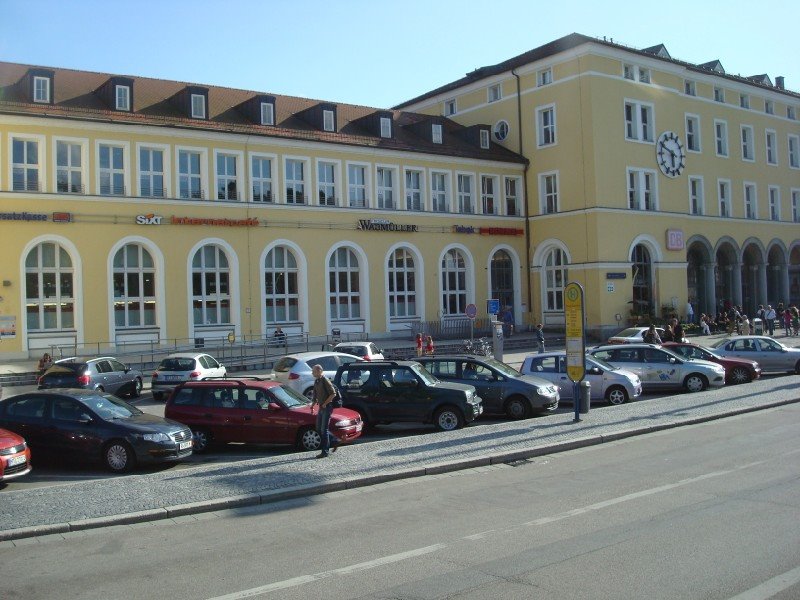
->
[487,299,500,315]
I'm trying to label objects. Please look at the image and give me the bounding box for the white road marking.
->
[726,565,800,600]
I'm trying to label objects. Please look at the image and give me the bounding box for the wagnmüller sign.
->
[357,219,418,232]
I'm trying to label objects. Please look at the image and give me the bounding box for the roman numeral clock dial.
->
[656,130,686,177]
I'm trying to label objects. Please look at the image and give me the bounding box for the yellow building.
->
[398,34,800,336]
[0,62,529,357]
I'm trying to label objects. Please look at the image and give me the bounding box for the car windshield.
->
[614,328,641,338]
[478,356,522,378]
[158,357,196,371]
[587,356,616,371]
[44,362,86,374]
[83,394,142,419]
[411,364,438,385]
[270,385,310,408]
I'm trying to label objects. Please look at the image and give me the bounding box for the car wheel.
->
[297,427,322,451]
[683,374,707,393]
[130,378,143,398]
[192,429,212,453]
[605,386,628,405]
[434,406,464,431]
[303,387,314,401]
[103,441,136,473]
[729,367,751,385]
[504,396,531,420]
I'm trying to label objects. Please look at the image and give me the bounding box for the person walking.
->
[415,333,423,357]
[700,314,711,336]
[765,305,776,336]
[310,364,340,459]
[535,323,545,353]
[685,299,694,324]
[740,314,751,336]
[784,308,792,336]
[424,335,435,355]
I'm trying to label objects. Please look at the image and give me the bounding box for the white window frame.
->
[537,68,552,87]
[347,162,370,208]
[136,142,170,198]
[537,104,557,147]
[494,120,509,142]
[10,133,46,192]
[440,248,469,317]
[684,80,696,96]
[714,120,729,157]
[741,125,755,162]
[539,171,559,215]
[623,64,635,80]
[379,117,392,138]
[323,110,335,132]
[714,87,725,103]
[765,130,778,165]
[626,168,658,211]
[191,244,231,326]
[115,85,130,111]
[249,151,277,203]
[624,100,654,143]
[788,106,797,120]
[191,94,206,119]
[685,114,701,153]
[316,158,340,207]
[284,156,310,204]
[112,243,157,329]
[33,76,50,103]
[260,102,274,126]
[328,246,362,322]
[456,173,474,214]
[623,64,649,83]
[431,123,443,144]
[743,182,757,220]
[375,164,397,209]
[480,174,498,215]
[543,247,568,312]
[688,176,704,216]
[404,168,424,211]
[96,140,130,197]
[25,241,75,331]
[504,176,521,216]
[791,189,800,223]
[768,186,781,221]
[263,245,300,325]
[789,135,800,169]
[480,129,490,149]
[444,98,456,116]
[53,136,88,195]
[638,68,651,84]
[387,246,418,320]
[429,170,450,213]
[740,94,750,109]
[765,100,774,115]
[175,145,208,200]
[214,150,243,201]
[488,84,502,103]
[717,179,731,217]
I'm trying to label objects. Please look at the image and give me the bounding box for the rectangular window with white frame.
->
[11,135,45,192]
[380,117,392,138]
[480,129,490,149]
[347,163,369,208]
[769,186,780,221]
[537,68,552,87]
[431,123,443,144]
[684,80,696,96]
[191,94,206,119]
[743,182,757,219]
[456,173,474,214]
[741,125,754,161]
[215,151,242,200]
[714,87,725,103]
[540,172,559,214]
[284,157,307,204]
[685,114,701,152]
[177,147,206,199]
[323,110,335,132]
[718,179,731,217]
[115,85,130,111]
[260,102,274,125]
[430,171,449,212]
[789,135,800,169]
[481,175,498,214]
[627,168,657,211]
[444,99,456,116]
[765,100,774,115]
[715,120,728,157]
[33,76,50,103]
[137,143,168,198]
[740,94,750,109]
[792,189,800,223]
[98,142,127,196]
[623,64,635,80]
[405,169,423,211]
[625,100,654,143]
[623,64,649,82]
[788,106,797,120]
[688,176,704,215]
[376,165,396,209]
[505,177,520,216]
[251,153,275,202]
[317,160,338,206]
[488,84,502,103]
[765,130,778,165]
[537,104,557,147]
[55,139,85,194]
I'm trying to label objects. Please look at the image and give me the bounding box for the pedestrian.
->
[661,323,674,342]
[415,333,423,357]
[784,309,792,336]
[535,323,545,353]
[37,353,53,374]
[765,305,776,336]
[502,306,514,337]
[272,326,286,346]
[791,305,800,336]
[673,319,685,343]
[740,314,751,336]
[643,324,662,344]
[310,364,340,459]
[424,335,435,355]
[685,299,694,324]
[700,314,711,336]
[776,302,786,334]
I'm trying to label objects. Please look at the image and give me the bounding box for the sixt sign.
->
[136,214,163,225]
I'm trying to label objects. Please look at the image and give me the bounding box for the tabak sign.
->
[136,214,260,226]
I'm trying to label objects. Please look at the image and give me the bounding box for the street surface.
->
[3,403,799,599]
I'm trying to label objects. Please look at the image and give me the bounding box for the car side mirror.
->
[668,357,677,364]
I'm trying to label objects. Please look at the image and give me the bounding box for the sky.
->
[2,0,798,109]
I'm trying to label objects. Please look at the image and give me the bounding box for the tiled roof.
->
[0,61,527,165]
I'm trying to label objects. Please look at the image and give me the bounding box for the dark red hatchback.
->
[662,342,762,384]
[164,377,363,452]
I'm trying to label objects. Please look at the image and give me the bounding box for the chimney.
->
[775,76,785,89]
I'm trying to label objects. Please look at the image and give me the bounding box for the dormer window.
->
[432,123,443,144]
[33,76,51,103]
[191,94,206,119]
[323,109,335,132]
[380,116,392,138]
[260,102,274,125]
[115,85,131,111]
[480,129,490,149]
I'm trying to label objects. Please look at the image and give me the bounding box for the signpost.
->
[564,281,586,422]
[465,303,477,342]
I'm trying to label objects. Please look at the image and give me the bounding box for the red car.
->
[165,377,363,452]
[0,427,32,482]
[662,342,761,384]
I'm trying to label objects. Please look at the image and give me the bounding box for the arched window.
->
[544,248,568,311]
[388,247,417,318]
[631,244,653,315]
[490,250,514,310]
[264,246,299,324]
[192,245,230,325]
[442,249,467,315]
[25,242,74,330]
[329,247,360,320]
[113,244,156,328]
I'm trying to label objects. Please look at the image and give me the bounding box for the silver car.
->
[151,352,226,401]
[709,336,800,374]
[272,351,360,399]
[520,351,642,405]
[588,344,726,393]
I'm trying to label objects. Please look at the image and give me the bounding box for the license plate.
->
[178,440,192,450]
[8,454,26,467]
[166,375,183,381]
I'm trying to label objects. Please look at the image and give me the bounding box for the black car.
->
[334,360,483,431]
[38,356,144,398]
[0,389,193,472]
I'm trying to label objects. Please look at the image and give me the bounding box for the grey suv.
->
[416,355,559,419]
[334,360,483,431]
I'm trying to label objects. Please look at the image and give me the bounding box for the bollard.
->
[579,380,591,414]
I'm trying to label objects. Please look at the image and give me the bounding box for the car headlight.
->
[141,433,170,442]
[334,419,354,427]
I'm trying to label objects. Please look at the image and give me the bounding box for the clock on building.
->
[656,130,686,177]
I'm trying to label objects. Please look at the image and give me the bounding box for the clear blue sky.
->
[2,0,798,108]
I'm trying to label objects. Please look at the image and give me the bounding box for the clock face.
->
[656,131,686,177]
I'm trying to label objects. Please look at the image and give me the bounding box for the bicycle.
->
[460,337,492,356]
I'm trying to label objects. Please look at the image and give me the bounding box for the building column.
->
[704,262,716,316]
[780,264,791,305]
[732,263,743,307]
[757,263,768,307]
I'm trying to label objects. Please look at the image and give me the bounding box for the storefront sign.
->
[0,315,16,338]
[52,212,72,223]
[606,272,627,279]
[453,225,523,236]
[171,216,260,227]
[666,229,684,250]
[136,213,163,225]
[0,211,47,222]
[357,219,418,232]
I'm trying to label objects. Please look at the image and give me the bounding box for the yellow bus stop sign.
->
[564,282,585,383]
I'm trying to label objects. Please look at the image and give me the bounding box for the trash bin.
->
[753,318,763,335]
[579,380,591,414]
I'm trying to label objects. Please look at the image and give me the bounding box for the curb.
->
[3,396,797,543]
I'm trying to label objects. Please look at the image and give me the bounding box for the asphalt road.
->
[3,403,799,600]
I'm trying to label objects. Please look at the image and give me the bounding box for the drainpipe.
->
[512,67,533,325]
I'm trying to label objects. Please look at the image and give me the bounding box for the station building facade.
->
[398,34,800,336]
[0,62,529,357]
